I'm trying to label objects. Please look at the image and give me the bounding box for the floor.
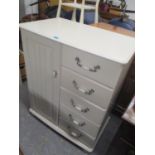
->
[19,82,122,155]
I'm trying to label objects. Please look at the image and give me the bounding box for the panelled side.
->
[21,29,61,125]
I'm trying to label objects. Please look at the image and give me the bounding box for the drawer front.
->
[60,87,106,126]
[61,67,113,109]
[62,45,122,88]
[59,118,95,148]
[60,104,100,139]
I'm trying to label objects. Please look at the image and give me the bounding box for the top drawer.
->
[62,45,123,88]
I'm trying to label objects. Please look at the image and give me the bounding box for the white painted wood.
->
[21,30,61,124]
[56,0,99,23]
[30,108,94,152]
[61,67,113,109]
[71,8,77,21]
[80,0,85,23]
[19,18,135,64]
[20,18,134,152]
[62,45,123,88]
[59,118,95,148]
[60,104,100,139]
[56,0,62,17]
[94,0,99,23]
[61,3,96,10]
[60,87,106,126]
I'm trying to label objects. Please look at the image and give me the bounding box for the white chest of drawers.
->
[20,18,135,152]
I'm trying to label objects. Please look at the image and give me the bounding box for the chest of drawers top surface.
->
[20,18,135,64]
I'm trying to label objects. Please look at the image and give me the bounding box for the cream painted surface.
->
[62,45,123,88]
[57,0,100,23]
[19,18,135,64]
[60,87,106,126]
[59,118,95,148]
[61,67,113,109]
[61,3,96,9]
[20,18,134,152]
[60,104,100,139]
[21,30,61,124]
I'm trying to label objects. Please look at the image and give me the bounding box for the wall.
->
[125,0,135,20]
[19,0,38,19]
[19,0,25,20]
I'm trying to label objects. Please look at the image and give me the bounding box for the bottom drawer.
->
[59,118,95,148]
[60,104,100,139]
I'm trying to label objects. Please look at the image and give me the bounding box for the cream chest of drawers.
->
[20,18,135,152]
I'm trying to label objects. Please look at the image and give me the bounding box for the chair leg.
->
[80,9,84,23]
[94,0,99,23]
[56,4,61,17]
[72,8,76,21]
[94,10,98,23]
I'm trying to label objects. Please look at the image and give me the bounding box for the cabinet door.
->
[21,30,61,125]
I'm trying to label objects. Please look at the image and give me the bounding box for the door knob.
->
[52,70,57,78]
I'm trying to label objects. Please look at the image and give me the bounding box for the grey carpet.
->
[19,82,122,155]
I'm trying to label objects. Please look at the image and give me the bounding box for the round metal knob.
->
[52,70,57,78]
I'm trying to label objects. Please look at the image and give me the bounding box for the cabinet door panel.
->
[22,30,61,124]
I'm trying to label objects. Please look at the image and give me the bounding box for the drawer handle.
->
[70,99,89,113]
[69,114,86,127]
[67,126,82,138]
[75,57,100,72]
[70,131,81,138]
[72,80,95,95]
